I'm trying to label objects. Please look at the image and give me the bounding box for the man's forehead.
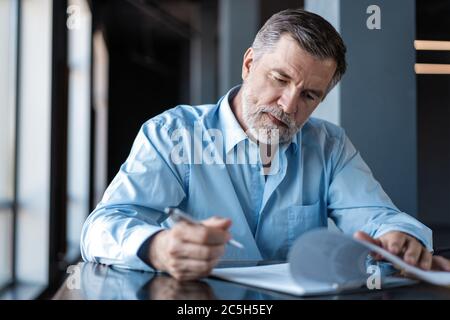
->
[261,36,336,88]
[270,58,335,80]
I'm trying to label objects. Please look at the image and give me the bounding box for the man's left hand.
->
[354,231,432,270]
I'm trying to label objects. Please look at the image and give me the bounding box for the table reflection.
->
[53,262,450,300]
[55,262,280,300]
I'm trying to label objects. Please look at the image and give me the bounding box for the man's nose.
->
[278,90,298,115]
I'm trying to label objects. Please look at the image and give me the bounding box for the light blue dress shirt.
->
[80,86,433,272]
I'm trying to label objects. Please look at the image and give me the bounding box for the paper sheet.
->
[211,229,450,296]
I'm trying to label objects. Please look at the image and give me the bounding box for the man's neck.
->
[230,87,248,133]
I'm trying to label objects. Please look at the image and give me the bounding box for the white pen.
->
[164,207,245,249]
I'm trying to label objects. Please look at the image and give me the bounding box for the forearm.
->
[328,133,433,252]
[80,204,165,271]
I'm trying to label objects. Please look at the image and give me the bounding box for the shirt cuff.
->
[122,225,165,271]
[137,229,165,269]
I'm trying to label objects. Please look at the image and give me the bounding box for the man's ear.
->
[241,47,254,81]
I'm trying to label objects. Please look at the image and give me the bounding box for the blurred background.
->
[0,0,449,299]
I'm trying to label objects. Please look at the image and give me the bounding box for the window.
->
[0,0,94,298]
[0,0,54,295]
[15,0,53,285]
[66,0,92,260]
[0,0,18,291]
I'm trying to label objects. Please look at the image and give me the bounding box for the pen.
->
[164,207,245,249]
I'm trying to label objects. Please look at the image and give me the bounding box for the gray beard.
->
[241,86,301,144]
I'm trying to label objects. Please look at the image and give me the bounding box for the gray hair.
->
[252,9,347,93]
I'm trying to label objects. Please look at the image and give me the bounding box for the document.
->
[211,229,450,296]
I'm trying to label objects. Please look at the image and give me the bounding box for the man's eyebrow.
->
[271,68,291,79]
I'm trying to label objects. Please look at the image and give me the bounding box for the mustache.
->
[256,105,296,129]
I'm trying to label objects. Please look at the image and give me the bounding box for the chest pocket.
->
[287,201,324,245]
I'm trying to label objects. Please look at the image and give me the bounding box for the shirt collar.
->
[218,85,248,154]
[218,85,300,154]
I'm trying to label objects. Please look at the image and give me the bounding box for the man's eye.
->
[303,92,316,101]
[276,78,287,84]
[271,75,287,85]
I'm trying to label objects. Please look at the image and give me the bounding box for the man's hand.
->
[148,216,231,281]
[353,231,433,270]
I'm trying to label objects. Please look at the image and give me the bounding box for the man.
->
[81,9,450,281]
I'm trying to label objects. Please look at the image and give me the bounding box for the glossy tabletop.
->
[51,261,450,300]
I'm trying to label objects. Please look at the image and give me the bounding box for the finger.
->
[431,256,450,271]
[403,239,423,266]
[172,222,230,245]
[418,249,433,270]
[202,216,232,230]
[175,242,226,261]
[353,231,383,260]
[353,231,382,246]
[378,232,407,255]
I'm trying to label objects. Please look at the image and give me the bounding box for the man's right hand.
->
[148,216,232,281]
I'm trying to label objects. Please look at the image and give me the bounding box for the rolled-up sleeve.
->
[80,119,188,271]
[327,131,433,252]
